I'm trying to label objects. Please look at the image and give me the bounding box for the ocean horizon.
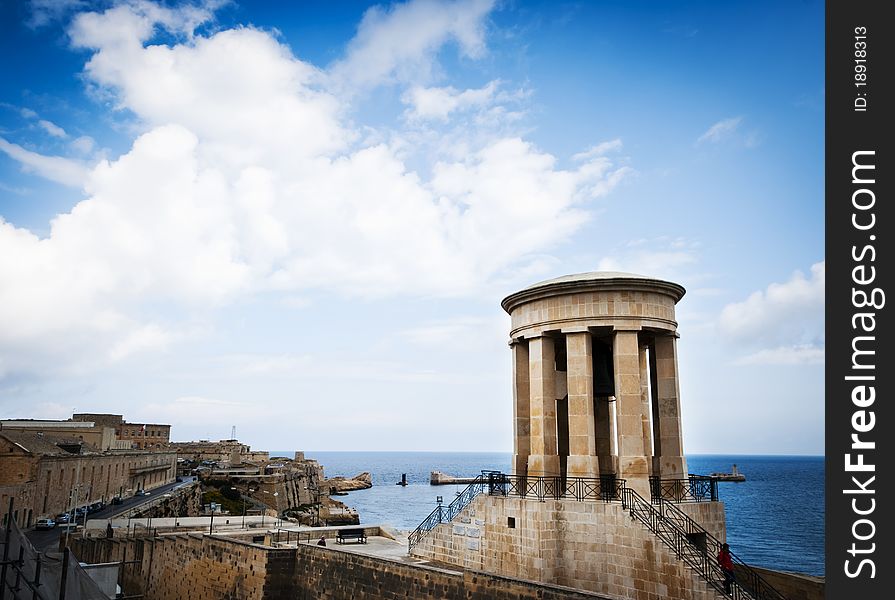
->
[270,451,824,577]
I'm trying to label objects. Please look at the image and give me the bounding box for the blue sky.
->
[0,0,823,454]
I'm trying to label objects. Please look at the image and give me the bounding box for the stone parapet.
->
[412,494,730,600]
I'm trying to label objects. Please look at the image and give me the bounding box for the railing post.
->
[32,552,42,600]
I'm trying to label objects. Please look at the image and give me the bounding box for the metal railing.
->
[649,475,718,503]
[622,487,786,600]
[408,475,486,552]
[486,473,624,502]
[408,472,625,552]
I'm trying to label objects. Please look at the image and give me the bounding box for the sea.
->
[272,451,824,577]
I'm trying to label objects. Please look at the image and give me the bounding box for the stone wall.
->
[677,502,727,543]
[279,543,615,600]
[412,495,728,600]
[508,289,679,338]
[131,484,203,519]
[70,533,623,600]
[734,565,824,600]
[73,534,270,599]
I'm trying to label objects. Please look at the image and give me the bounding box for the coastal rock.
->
[325,472,372,493]
[321,496,360,526]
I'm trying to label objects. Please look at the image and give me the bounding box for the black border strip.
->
[826,1,892,597]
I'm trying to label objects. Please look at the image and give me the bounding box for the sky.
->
[0,0,824,454]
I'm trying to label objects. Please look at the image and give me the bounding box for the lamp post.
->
[209,503,215,535]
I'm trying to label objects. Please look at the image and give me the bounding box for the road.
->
[24,477,196,552]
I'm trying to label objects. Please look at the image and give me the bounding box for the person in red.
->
[717,542,736,594]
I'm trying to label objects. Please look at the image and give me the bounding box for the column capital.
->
[560,326,591,334]
[655,331,681,339]
[523,330,561,340]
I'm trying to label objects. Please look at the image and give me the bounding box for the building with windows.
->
[72,413,171,449]
[0,429,176,528]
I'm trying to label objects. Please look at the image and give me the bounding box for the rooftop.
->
[502,271,686,313]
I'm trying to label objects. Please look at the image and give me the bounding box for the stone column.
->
[639,344,654,474]
[653,335,688,479]
[527,335,560,477]
[512,339,531,477]
[613,329,651,496]
[565,331,600,478]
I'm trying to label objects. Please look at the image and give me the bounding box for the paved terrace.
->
[83,518,442,569]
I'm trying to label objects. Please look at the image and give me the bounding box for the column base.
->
[619,456,651,497]
[656,455,688,480]
[527,454,561,477]
[598,455,618,476]
[566,455,600,478]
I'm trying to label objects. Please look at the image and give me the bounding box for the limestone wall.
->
[734,565,824,600]
[412,495,728,600]
[70,533,621,600]
[677,502,727,543]
[279,543,615,600]
[509,290,679,338]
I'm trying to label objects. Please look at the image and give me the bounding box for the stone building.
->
[169,439,270,465]
[502,272,688,497]
[0,430,176,527]
[408,272,786,600]
[0,418,128,451]
[72,413,172,449]
[1,413,172,451]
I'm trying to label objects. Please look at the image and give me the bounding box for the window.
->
[507,517,516,529]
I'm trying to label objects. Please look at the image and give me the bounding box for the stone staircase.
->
[620,486,785,600]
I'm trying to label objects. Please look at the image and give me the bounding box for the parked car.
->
[55,513,70,524]
[135,489,149,496]
[110,496,123,505]
[35,518,56,530]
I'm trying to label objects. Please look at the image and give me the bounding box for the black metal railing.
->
[487,473,624,502]
[623,487,786,600]
[408,475,486,552]
[408,471,626,552]
[650,475,719,503]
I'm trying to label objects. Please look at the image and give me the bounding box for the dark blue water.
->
[279,451,823,577]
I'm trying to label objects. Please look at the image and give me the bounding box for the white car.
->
[35,518,56,530]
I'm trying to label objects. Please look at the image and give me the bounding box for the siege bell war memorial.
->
[2,272,823,599]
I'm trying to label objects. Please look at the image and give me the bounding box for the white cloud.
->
[27,0,89,28]
[596,237,699,279]
[572,139,623,162]
[38,119,67,138]
[697,116,742,144]
[398,316,504,346]
[329,0,495,90]
[0,137,89,187]
[402,80,499,121]
[718,261,824,344]
[70,135,96,154]
[0,0,631,380]
[734,344,824,366]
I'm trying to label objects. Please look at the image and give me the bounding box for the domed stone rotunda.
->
[501,271,688,497]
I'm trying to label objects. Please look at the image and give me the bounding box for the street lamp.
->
[209,503,215,535]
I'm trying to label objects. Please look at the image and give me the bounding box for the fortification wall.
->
[734,565,824,600]
[70,534,621,600]
[677,501,727,543]
[411,495,727,600]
